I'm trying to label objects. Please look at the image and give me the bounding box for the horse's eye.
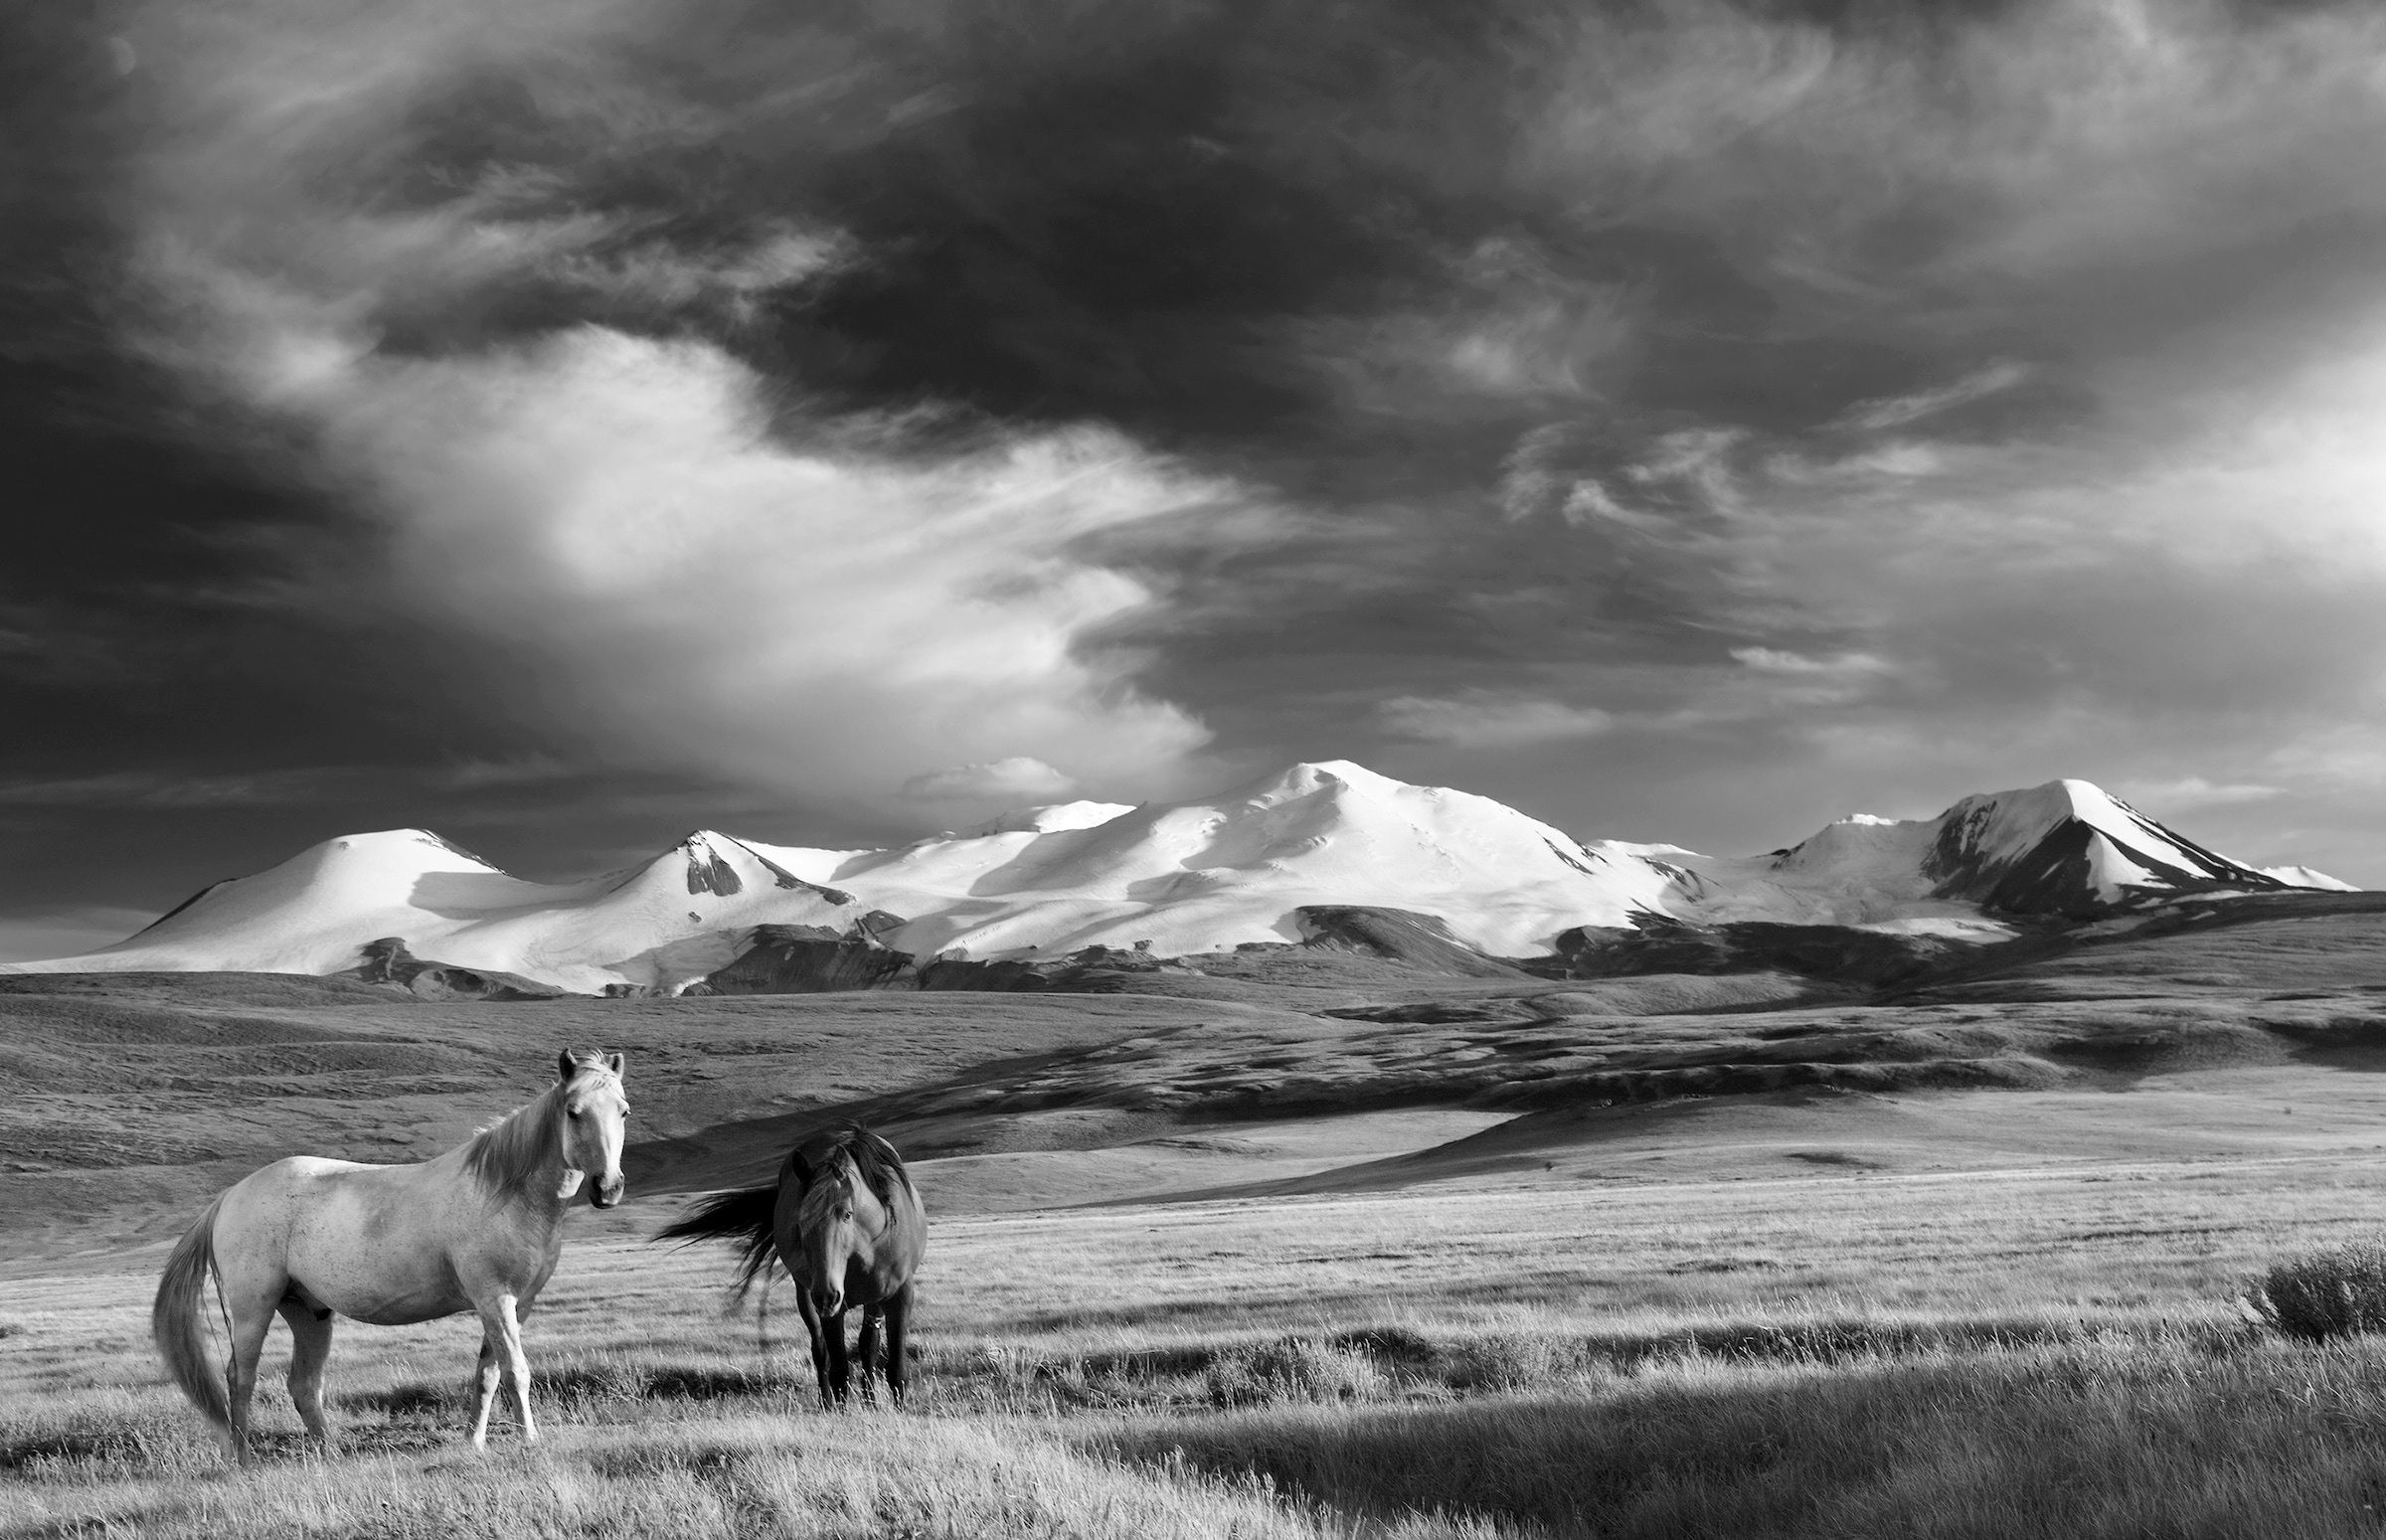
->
[568,1108,583,1118]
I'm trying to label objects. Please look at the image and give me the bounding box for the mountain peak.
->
[313,828,506,874]
[1236,759,1416,804]
[1927,776,2280,915]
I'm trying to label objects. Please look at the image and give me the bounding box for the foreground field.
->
[11,906,2386,1534]
[9,1155,2386,1538]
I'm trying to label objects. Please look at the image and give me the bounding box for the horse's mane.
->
[462,1055,617,1203]
[461,1085,564,1204]
[796,1124,915,1229]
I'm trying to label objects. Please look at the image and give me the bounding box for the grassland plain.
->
[12,1160,2386,1538]
[12,904,2386,1536]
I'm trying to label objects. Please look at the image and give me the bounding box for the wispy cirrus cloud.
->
[1830,364,2033,433]
[1729,648,1895,679]
[0,769,362,807]
[901,757,1081,803]
[1379,693,1613,750]
[2117,776,2284,812]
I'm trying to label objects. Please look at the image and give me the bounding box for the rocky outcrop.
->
[692,904,2008,995]
[1534,916,2000,986]
[694,925,922,993]
[691,914,1306,995]
[344,938,568,1001]
[695,919,1081,994]
[1291,907,1529,977]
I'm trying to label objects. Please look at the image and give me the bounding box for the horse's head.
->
[555,1049,629,1208]
[795,1149,887,1316]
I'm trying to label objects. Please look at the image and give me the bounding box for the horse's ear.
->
[604,1052,624,1077]
[556,1049,578,1084]
[787,1148,813,1187]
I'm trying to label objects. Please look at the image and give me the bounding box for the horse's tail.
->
[152,1196,229,1433]
[654,1186,779,1301]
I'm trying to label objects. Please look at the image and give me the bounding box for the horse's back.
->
[214,1155,383,1236]
[214,1154,489,1325]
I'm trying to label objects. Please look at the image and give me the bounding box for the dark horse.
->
[658,1127,926,1406]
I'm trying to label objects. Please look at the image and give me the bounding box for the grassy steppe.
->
[11,1157,2386,1537]
[10,901,2386,1535]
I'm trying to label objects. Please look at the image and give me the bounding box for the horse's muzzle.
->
[592,1175,625,1210]
[810,1286,843,1317]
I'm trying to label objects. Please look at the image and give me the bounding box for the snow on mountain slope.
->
[967,801,1136,835]
[744,761,1674,959]
[0,764,2340,990]
[2259,864,2358,891]
[7,828,858,993]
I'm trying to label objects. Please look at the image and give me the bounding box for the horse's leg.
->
[468,1329,503,1448]
[823,1307,852,1407]
[795,1290,833,1410]
[274,1299,337,1452]
[470,1293,539,1448]
[497,1294,540,1446]
[883,1284,913,1410]
[855,1307,884,1403]
[222,1290,276,1466]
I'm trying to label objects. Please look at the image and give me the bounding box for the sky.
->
[7,0,2386,957]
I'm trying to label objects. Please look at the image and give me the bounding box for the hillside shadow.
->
[625,1029,1197,1193]
[406,869,556,920]
[339,1360,796,1417]
[956,824,1115,898]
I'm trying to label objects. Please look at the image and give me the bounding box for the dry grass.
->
[10,1156,2386,1538]
[2247,1241,2386,1343]
[1105,1331,2386,1539]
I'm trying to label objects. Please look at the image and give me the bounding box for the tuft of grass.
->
[0,1398,211,1479]
[1439,1333,1587,1395]
[2246,1241,2386,1342]
[1205,1336,1389,1408]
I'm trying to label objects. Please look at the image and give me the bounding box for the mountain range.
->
[0,761,2353,993]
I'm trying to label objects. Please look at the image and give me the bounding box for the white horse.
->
[152,1048,629,1463]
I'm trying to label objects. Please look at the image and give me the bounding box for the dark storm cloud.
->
[8,0,2386,952]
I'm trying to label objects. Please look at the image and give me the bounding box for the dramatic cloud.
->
[11,0,2386,933]
[193,299,1230,798]
[117,0,1277,808]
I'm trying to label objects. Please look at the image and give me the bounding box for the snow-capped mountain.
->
[1643,778,2295,929]
[741,760,1679,961]
[26,827,856,994]
[0,762,2337,991]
